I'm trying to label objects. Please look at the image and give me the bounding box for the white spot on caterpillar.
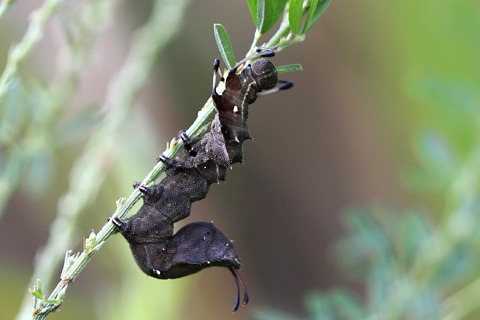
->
[233,105,239,113]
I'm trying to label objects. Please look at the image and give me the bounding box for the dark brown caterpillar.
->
[112,48,292,311]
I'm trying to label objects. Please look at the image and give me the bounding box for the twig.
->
[0,0,17,21]
[20,0,317,318]
[16,0,193,319]
[14,0,125,315]
[0,0,63,102]
[0,0,120,218]
[0,0,63,216]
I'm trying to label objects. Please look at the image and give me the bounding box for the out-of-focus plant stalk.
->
[17,0,193,319]
[0,0,121,218]
[13,0,123,317]
[0,0,63,216]
[0,0,17,21]
[0,0,63,101]
[18,0,321,318]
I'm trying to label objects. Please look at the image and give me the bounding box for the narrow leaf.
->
[29,289,44,300]
[271,0,289,31]
[44,299,61,304]
[276,64,303,73]
[247,0,258,27]
[36,279,43,296]
[304,0,330,32]
[289,0,303,35]
[257,0,279,34]
[257,0,267,33]
[213,24,236,69]
[257,0,288,34]
[301,0,318,35]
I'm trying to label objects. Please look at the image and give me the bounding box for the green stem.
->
[0,0,63,102]
[31,82,218,320]
[21,0,315,318]
[0,3,7,20]
[18,0,195,319]
[0,0,17,21]
[0,0,64,215]
[0,0,118,219]
[266,14,292,49]
[246,29,262,57]
[443,276,480,320]
[266,1,310,51]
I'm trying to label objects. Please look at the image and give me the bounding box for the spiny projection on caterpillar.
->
[111,48,292,312]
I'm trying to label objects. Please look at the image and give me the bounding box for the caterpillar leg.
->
[180,131,197,157]
[212,59,221,97]
[157,155,185,169]
[138,185,164,203]
[111,217,125,231]
[133,181,141,189]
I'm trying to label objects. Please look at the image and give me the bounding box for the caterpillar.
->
[112,48,292,311]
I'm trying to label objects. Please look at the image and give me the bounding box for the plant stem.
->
[246,29,262,57]
[0,0,64,216]
[20,0,311,318]
[0,0,119,219]
[0,0,17,21]
[0,0,63,102]
[31,79,218,320]
[246,1,311,58]
[266,13,292,49]
[16,0,195,319]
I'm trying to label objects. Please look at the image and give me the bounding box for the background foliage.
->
[1,0,479,319]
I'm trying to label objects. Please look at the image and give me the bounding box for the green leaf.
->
[272,0,289,29]
[276,63,303,73]
[213,24,236,69]
[36,279,43,296]
[259,0,273,34]
[301,0,318,34]
[302,0,330,33]
[289,0,303,35]
[329,289,368,319]
[249,0,288,34]
[247,0,258,27]
[257,0,268,33]
[29,289,44,300]
[44,299,61,304]
[415,131,454,174]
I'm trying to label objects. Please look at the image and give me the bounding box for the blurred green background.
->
[1,0,479,319]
